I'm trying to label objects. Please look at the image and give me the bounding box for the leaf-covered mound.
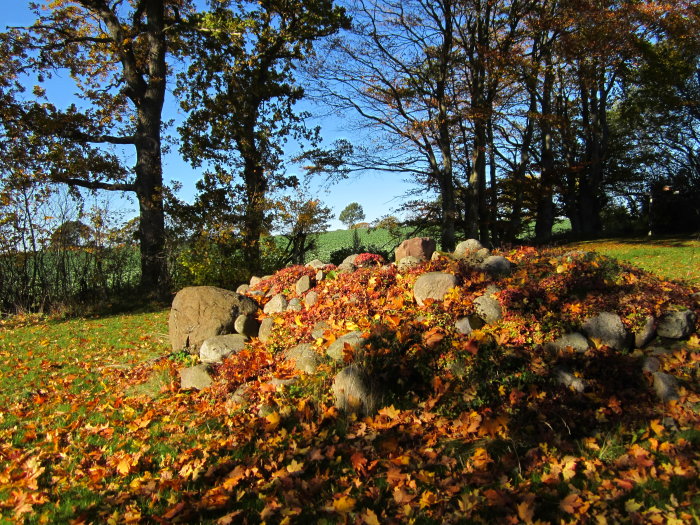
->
[2,247,699,523]
[202,246,699,523]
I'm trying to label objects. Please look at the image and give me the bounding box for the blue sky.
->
[4,1,420,231]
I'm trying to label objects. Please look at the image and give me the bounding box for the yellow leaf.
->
[265,411,280,429]
[378,405,400,419]
[650,419,664,436]
[286,459,304,474]
[333,496,356,514]
[116,457,132,476]
[625,499,642,513]
[419,490,438,508]
[362,509,380,525]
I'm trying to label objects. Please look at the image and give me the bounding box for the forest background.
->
[0,0,698,314]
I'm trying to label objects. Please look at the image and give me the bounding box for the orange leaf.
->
[560,493,582,514]
[517,497,535,524]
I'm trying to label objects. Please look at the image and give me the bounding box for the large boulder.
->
[657,309,696,339]
[332,365,381,416]
[414,272,458,306]
[394,237,436,262]
[200,334,248,364]
[582,312,629,351]
[169,286,258,353]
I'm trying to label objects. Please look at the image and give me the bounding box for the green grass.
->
[303,227,407,263]
[565,235,700,286]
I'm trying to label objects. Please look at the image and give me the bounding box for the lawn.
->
[565,235,700,286]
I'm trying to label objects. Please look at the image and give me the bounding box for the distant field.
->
[303,227,407,263]
[565,236,700,286]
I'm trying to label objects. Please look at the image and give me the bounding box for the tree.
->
[0,1,195,295]
[339,202,365,228]
[176,0,349,274]
[274,188,333,266]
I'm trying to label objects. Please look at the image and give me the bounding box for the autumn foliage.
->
[1,247,699,523]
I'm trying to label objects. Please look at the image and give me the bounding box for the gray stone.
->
[234,314,259,338]
[413,272,458,306]
[258,317,275,344]
[316,270,327,282]
[306,259,326,269]
[200,333,248,364]
[582,312,629,351]
[228,382,253,405]
[545,333,590,353]
[236,284,250,294]
[397,256,422,272]
[455,316,484,335]
[657,309,696,339]
[263,294,288,314]
[652,372,679,402]
[168,286,259,353]
[553,367,586,393]
[327,331,367,361]
[474,294,503,324]
[634,316,656,348]
[332,364,381,416]
[485,284,502,295]
[287,298,302,312]
[268,377,298,389]
[342,254,359,265]
[337,262,356,274]
[480,255,513,276]
[642,356,661,373]
[305,291,319,308]
[250,276,262,286]
[179,364,213,390]
[312,321,331,340]
[296,275,312,295]
[286,343,321,374]
[454,239,484,258]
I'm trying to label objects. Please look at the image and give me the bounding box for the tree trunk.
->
[534,56,556,244]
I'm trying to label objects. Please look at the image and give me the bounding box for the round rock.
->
[657,309,696,339]
[263,294,288,314]
[200,333,248,364]
[413,272,458,306]
[332,364,381,416]
[582,312,629,351]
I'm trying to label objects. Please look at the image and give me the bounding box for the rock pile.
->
[169,238,699,416]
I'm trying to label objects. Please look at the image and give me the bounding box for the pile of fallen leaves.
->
[1,247,699,523]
